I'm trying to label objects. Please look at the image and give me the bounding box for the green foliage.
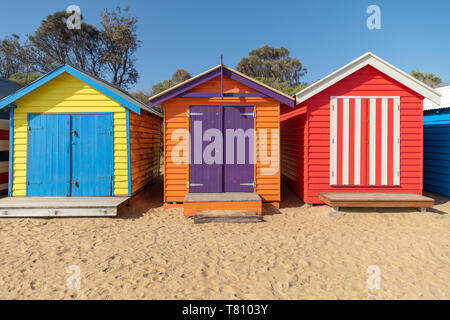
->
[0,6,140,90]
[100,7,140,89]
[236,45,307,94]
[151,69,191,96]
[410,70,442,88]
[28,11,104,75]
[0,35,33,78]
[255,77,308,96]
[131,90,163,114]
[9,72,42,86]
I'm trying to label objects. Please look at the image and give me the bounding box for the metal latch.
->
[71,181,78,187]
[187,111,204,118]
[240,181,256,188]
[240,111,256,117]
[187,181,203,188]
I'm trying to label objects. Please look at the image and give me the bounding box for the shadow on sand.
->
[117,176,165,219]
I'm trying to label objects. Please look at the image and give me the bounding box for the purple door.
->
[189,106,223,192]
[189,106,254,193]
[224,106,254,192]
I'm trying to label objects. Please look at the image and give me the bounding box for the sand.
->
[0,177,449,299]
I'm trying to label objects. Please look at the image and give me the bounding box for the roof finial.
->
[221,54,223,66]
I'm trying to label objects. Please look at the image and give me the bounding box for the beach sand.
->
[0,177,448,299]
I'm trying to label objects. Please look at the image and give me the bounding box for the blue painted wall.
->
[423,108,450,197]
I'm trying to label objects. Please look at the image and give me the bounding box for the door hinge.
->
[187,111,204,118]
[240,181,256,188]
[187,181,203,188]
[240,111,256,118]
[331,171,335,177]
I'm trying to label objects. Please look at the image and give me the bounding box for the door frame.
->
[329,96,401,187]
[26,112,114,196]
[188,104,257,193]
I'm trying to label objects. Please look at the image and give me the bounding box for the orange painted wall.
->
[129,110,162,194]
[281,65,424,204]
[163,76,280,203]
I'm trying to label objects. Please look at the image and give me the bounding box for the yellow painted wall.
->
[12,72,129,196]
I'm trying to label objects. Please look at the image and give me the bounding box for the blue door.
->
[27,114,71,196]
[71,114,113,196]
[26,113,113,196]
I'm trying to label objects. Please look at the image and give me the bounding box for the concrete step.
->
[194,210,264,224]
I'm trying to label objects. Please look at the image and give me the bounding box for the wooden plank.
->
[184,200,262,216]
[0,197,129,209]
[184,192,261,203]
[318,192,434,208]
[194,210,264,224]
[0,208,118,217]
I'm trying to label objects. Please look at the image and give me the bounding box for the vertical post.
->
[220,54,224,100]
[126,109,132,197]
[8,105,16,197]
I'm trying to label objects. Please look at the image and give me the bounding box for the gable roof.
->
[0,78,21,99]
[148,64,295,107]
[295,52,442,105]
[0,64,162,118]
[424,85,450,111]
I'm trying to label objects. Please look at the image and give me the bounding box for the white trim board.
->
[296,52,441,105]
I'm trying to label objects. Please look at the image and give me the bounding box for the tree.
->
[100,7,140,89]
[410,70,442,88]
[28,11,104,75]
[9,72,42,86]
[236,45,307,94]
[151,69,191,96]
[255,77,308,96]
[0,35,31,78]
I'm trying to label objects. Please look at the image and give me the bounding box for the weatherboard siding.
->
[280,107,307,200]
[281,65,423,204]
[423,109,450,197]
[11,72,129,196]
[163,76,280,203]
[129,109,162,194]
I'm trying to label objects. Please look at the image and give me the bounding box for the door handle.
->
[71,130,77,136]
[71,181,78,187]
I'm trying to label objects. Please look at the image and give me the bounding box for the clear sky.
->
[0,0,449,92]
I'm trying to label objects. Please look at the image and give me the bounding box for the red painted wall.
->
[281,65,424,204]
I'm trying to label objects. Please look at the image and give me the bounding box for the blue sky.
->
[0,0,449,92]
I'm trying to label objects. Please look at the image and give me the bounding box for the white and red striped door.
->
[330,97,400,186]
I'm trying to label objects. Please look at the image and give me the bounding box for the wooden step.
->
[194,210,264,224]
[318,192,435,215]
[0,197,130,217]
[183,192,263,216]
[318,192,434,208]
